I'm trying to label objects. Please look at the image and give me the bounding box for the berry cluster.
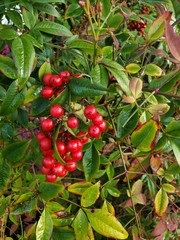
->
[127,20,147,38]
[141,4,151,15]
[41,71,71,99]
[36,78,107,182]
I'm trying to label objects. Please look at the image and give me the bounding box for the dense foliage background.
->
[0,0,180,239]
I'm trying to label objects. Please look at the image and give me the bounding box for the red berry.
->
[59,71,71,83]
[46,174,57,182]
[88,125,101,138]
[41,166,51,175]
[36,131,46,141]
[43,73,52,86]
[56,140,66,155]
[54,87,65,97]
[50,104,64,118]
[41,118,54,131]
[42,149,54,156]
[98,120,106,132]
[41,86,54,98]
[67,117,78,129]
[71,150,83,161]
[65,160,77,172]
[52,163,67,177]
[67,139,80,153]
[84,105,98,119]
[92,113,104,125]
[39,137,52,151]
[63,153,72,162]
[77,131,89,144]
[42,156,55,169]
[51,75,63,87]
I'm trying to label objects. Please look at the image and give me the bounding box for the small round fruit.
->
[84,105,98,119]
[36,131,46,141]
[98,120,106,132]
[56,140,66,155]
[71,150,83,161]
[42,156,55,169]
[59,71,71,83]
[41,165,51,175]
[88,125,101,138]
[77,131,89,144]
[39,137,52,151]
[43,73,52,86]
[41,118,54,131]
[52,163,67,177]
[67,139,79,153]
[67,117,78,129]
[41,86,54,98]
[51,75,63,87]
[73,73,81,78]
[92,113,104,125]
[50,105,64,118]
[46,174,57,182]
[65,160,77,172]
[42,149,54,156]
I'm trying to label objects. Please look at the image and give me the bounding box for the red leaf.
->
[165,22,180,62]
[152,220,167,237]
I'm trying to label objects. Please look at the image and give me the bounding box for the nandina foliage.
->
[0,0,180,239]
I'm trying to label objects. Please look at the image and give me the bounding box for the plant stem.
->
[106,105,143,237]
[143,88,180,99]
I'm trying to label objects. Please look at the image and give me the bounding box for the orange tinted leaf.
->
[150,155,162,173]
[129,78,142,99]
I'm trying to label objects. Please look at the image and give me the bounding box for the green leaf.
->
[30,87,68,117]
[36,209,53,240]
[131,119,159,152]
[0,55,17,79]
[84,209,128,239]
[69,78,108,97]
[22,8,36,29]
[52,227,75,240]
[0,155,11,194]
[74,209,89,240]
[81,182,100,207]
[101,59,130,95]
[147,12,169,42]
[38,61,51,81]
[107,13,124,29]
[68,182,93,195]
[46,201,65,214]
[32,0,65,2]
[0,81,26,115]
[162,183,175,193]
[34,3,60,18]
[67,39,102,55]
[83,145,100,182]
[12,36,35,88]
[117,105,138,140]
[150,70,180,91]
[34,21,72,36]
[102,200,115,215]
[0,85,6,101]
[23,85,42,104]
[0,29,19,40]
[1,123,14,142]
[0,196,11,217]
[38,182,64,201]
[144,64,163,76]
[7,10,23,29]
[166,120,180,138]
[168,137,180,166]
[52,216,74,227]
[126,63,141,74]
[22,33,43,50]
[10,197,37,215]
[167,162,180,174]
[2,140,31,167]
[90,65,109,87]
[65,3,83,19]
[154,188,169,217]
